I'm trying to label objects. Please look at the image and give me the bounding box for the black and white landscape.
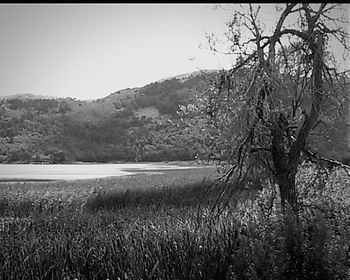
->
[0,4,349,280]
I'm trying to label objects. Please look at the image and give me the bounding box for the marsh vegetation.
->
[1,165,349,279]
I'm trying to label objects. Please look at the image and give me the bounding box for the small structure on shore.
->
[30,154,52,164]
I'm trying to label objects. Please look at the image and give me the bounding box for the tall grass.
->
[1,165,349,279]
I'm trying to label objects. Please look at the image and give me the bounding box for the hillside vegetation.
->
[0,71,216,163]
[0,70,348,164]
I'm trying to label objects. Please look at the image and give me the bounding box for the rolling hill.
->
[0,69,348,164]
[0,70,218,163]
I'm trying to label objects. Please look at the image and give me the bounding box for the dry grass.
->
[0,164,349,280]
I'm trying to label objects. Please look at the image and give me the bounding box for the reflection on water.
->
[0,163,198,181]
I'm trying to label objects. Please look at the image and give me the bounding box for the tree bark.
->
[271,33,324,211]
[271,113,298,210]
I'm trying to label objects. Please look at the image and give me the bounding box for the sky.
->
[0,4,348,100]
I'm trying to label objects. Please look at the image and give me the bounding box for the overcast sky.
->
[0,4,348,100]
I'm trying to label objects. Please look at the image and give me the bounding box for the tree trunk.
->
[271,33,324,212]
[271,113,298,210]
[276,168,297,210]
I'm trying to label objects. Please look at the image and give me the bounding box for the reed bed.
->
[0,165,349,280]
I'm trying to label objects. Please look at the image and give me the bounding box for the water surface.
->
[0,162,199,181]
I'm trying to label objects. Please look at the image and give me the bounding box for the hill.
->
[0,70,219,163]
[0,69,348,164]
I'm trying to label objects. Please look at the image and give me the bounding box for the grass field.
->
[0,164,349,280]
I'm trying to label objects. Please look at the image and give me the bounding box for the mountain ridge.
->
[0,69,220,103]
[0,93,59,100]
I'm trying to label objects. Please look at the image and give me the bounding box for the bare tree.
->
[201,3,349,211]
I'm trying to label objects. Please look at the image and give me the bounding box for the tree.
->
[200,4,349,210]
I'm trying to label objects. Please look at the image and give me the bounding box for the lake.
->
[0,162,204,181]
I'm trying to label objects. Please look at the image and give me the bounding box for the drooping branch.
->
[290,32,325,166]
[303,148,350,171]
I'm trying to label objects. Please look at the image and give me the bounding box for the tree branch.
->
[251,146,272,153]
[303,148,350,170]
